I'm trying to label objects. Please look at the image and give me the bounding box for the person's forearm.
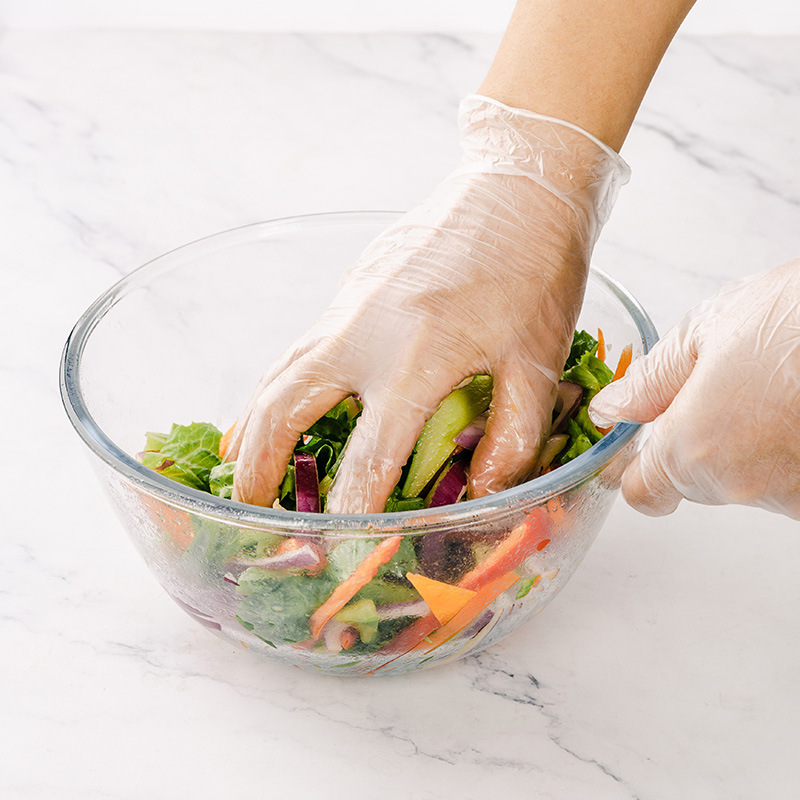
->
[479,0,695,151]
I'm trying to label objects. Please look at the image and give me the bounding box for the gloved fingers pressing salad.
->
[468,363,557,497]
[324,377,457,514]
[590,258,800,520]
[232,366,348,507]
[227,94,630,513]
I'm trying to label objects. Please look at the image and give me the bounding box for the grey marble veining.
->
[2,29,799,799]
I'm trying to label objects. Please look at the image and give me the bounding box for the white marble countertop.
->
[3,29,799,799]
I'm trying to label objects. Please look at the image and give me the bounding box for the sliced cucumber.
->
[401,375,492,499]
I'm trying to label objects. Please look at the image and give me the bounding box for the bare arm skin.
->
[480,0,696,151]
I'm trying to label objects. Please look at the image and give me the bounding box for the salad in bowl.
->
[60,212,656,675]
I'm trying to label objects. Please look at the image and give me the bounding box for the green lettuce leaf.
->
[385,484,425,513]
[560,418,594,463]
[296,397,362,477]
[328,536,417,583]
[562,356,613,399]
[561,332,613,401]
[235,568,337,644]
[209,461,235,499]
[183,518,283,576]
[564,330,599,371]
[140,422,222,491]
[354,576,418,607]
[553,330,615,467]
[573,404,604,444]
[143,430,169,452]
[333,598,380,644]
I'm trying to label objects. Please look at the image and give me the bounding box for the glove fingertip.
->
[621,451,683,517]
[467,444,533,499]
[232,465,277,509]
[587,398,623,428]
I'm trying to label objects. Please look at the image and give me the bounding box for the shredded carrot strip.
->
[458,508,551,592]
[375,614,439,664]
[309,536,402,640]
[596,328,606,362]
[371,510,552,671]
[545,497,569,527]
[613,344,633,382]
[218,421,237,459]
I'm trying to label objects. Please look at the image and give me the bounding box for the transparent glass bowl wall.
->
[61,212,657,676]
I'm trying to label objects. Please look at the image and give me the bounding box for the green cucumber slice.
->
[402,375,492,499]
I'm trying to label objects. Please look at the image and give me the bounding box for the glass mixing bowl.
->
[61,211,657,676]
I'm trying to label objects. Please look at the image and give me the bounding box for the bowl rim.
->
[60,210,658,536]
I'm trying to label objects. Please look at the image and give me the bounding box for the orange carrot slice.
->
[406,573,477,625]
[275,537,303,556]
[613,344,633,382]
[596,328,606,362]
[141,495,194,550]
[309,536,402,640]
[372,510,552,670]
[416,571,521,654]
[458,508,551,592]
[545,496,569,528]
[218,421,237,460]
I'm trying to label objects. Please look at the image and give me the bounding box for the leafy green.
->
[561,332,613,400]
[143,431,169,452]
[209,461,235,499]
[236,567,337,644]
[296,397,362,478]
[385,496,426,513]
[333,598,379,644]
[564,330,600,371]
[380,536,419,579]
[354,576,418,607]
[328,536,418,583]
[555,330,615,467]
[385,484,425,513]
[574,405,604,444]
[515,575,539,599]
[327,539,372,580]
[140,422,222,491]
[560,419,594,463]
[184,517,283,576]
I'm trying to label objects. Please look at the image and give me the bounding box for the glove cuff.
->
[456,93,631,231]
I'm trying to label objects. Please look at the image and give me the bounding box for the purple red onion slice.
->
[428,461,468,508]
[294,452,320,513]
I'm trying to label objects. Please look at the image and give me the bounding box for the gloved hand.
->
[227,94,630,512]
[589,258,800,520]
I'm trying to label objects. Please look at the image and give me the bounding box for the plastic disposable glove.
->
[589,258,800,520]
[227,94,630,512]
